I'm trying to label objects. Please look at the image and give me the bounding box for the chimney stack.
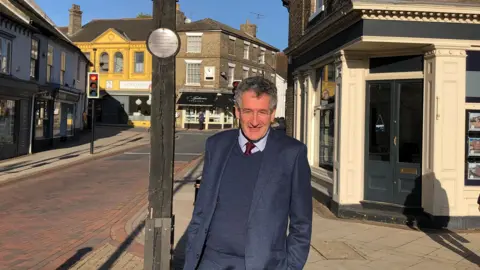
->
[240,19,257,38]
[68,4,82,36]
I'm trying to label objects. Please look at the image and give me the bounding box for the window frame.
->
[60,51,66,85]
[228,63,235,86]
[314,63,336,171]
[30,38,39,80]
[185,60,202,85]
[99,52,109,73]
[113,51,124,73]
[186,33,203,53]
[243,41,250,60]
[134,51,144,73]
[228,36,236,56]
[46,44,54,83]
[309,0,325,21]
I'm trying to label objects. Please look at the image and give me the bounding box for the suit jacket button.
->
[204,229,208,234]
[196,254,199,259]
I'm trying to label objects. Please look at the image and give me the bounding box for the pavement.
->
[0,126,150,186]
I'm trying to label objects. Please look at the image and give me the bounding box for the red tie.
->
[244,141,255,156]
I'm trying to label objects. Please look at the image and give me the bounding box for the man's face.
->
[235,90,276,141]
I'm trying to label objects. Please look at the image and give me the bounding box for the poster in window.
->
[468,112,480,131]
[468,137,480,156]
[467,162,480,180]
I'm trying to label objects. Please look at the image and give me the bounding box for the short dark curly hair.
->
[234,76,277,111]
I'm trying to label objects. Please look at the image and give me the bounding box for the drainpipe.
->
[28,93,36,154]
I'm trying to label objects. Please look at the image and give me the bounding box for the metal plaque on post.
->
[147,28,180,59]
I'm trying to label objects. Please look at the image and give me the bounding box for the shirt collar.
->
[238,128,270,152]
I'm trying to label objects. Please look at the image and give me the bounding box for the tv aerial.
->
[250,12,265,20]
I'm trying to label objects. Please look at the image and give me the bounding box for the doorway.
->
[364,80,423,207]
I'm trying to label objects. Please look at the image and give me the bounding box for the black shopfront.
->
[32,85,80,153]
[0,76,38,161]
[177,92,235,130]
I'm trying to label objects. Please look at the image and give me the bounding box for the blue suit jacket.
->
[183,129,312,270]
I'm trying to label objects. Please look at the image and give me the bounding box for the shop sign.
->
[187,95,208,104]
[119,81,151,90]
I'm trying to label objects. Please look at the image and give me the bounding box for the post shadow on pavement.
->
[173,156,204,195]
[55,247,93,270]
[403,175,480,265]
[97,220,146,270]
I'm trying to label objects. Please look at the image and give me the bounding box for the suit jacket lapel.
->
[247,130,281,224]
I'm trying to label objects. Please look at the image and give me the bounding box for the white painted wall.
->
[275,74,287,118]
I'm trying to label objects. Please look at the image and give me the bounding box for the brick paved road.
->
[0,130,215,270]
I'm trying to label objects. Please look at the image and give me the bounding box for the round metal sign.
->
[147,28,180,58]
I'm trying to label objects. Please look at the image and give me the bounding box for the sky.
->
[34,0,289,51]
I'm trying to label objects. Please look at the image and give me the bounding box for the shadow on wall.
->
[403,174,480,266]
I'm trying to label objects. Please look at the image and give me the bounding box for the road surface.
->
[0,130,215,270]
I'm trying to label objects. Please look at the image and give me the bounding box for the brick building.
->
[175,18,278,129]
[283,0,480,229]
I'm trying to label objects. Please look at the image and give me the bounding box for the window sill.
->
[185,83,201,87]
[311,166,333,184]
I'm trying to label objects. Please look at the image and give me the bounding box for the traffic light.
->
[87,72,100,99]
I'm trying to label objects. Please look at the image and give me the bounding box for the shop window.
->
[128,96,150,121]
[30,39,39,80]
[100,52,109,72]
[134,52,144,73]
[466,51,480,102]
[224,110,234,124]
[35,100,49,139]
[53,102,61,137]
[0,99,16,144]
[316,63,335,170]
[208,108,221,123]
[62,104,75,136]
[185,107,202,123]
[114,52,123,73]
[47,45,54,82]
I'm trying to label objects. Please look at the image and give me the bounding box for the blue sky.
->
[34,0,289,50]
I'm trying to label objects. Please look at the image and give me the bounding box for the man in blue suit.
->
[183,76,312,270]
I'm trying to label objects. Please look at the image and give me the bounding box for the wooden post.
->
[144,0,177,269]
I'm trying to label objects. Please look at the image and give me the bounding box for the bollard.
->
[194,179,201,204]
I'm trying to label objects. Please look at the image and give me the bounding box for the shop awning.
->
[177,93,216,107]
[215,94,235,108]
